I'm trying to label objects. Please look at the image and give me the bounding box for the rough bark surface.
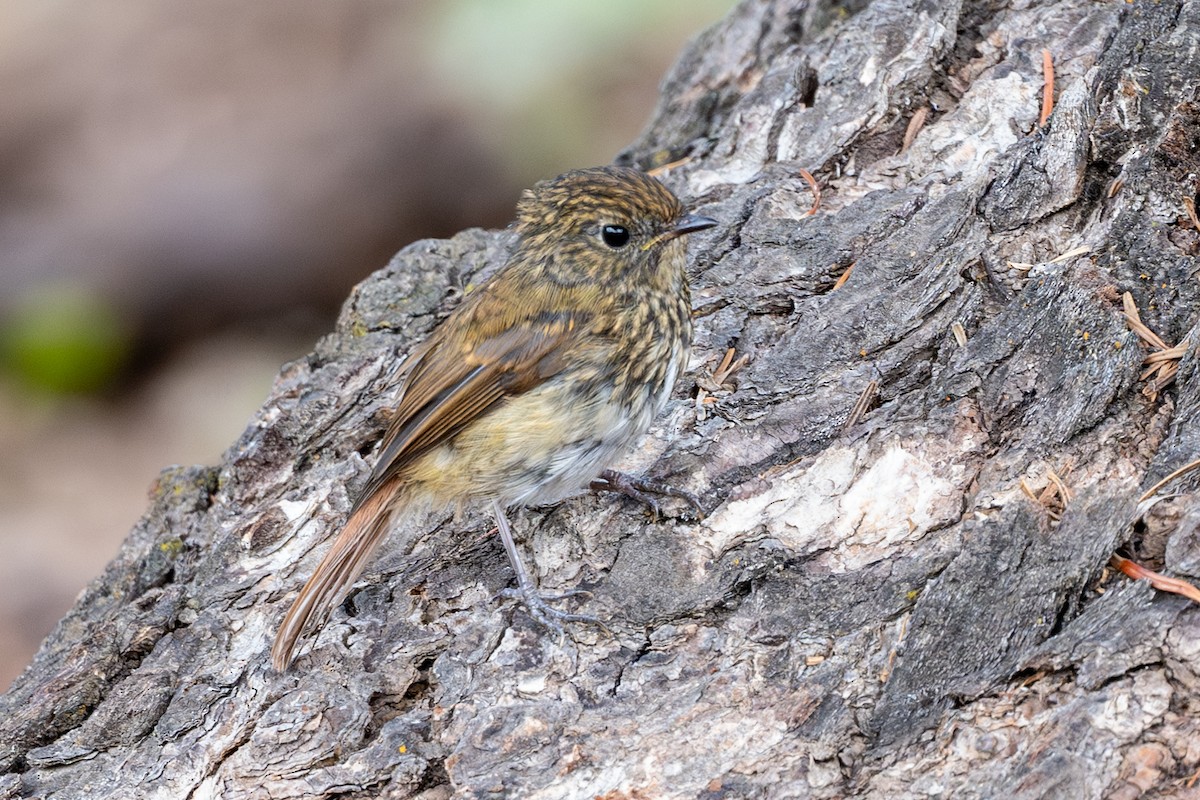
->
[3,1,1200,798]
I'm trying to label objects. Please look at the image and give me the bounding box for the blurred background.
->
[0,0,733,688]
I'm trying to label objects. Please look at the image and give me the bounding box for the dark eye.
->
[600,224,630,249]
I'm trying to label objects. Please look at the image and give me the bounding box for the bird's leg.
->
[590,469,702,520]
[492,500,605,633]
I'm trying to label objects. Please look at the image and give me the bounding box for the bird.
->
[271,165,717,670]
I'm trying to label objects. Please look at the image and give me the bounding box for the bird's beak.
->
[669,213,718,239]
[644,213,718,250]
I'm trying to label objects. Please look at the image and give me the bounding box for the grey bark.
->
[4,0,1200,797]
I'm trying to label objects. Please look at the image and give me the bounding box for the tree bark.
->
[4,1,1200,797]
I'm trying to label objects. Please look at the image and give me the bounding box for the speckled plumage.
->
[272,166,715,670]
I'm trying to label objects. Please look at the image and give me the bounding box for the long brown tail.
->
[271,480,402,671]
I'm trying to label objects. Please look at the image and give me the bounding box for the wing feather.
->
[352,299,587,508]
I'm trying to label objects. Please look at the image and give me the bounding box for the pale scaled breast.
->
[511,383,632,506]
[653,338,687,415]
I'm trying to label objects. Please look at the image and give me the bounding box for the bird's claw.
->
[498,587,610,635]
[591,469,703,520]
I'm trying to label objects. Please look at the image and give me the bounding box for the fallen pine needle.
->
[879,614,909,683]
[1138,457,1200,503]
[1040,49,1055,126]
[832,262,855,290]
[843,379,879,430]
[1046,469,1072,502]
[901,107,929,153]
[799,168,821,215]
[1122,291,1187,401]
[951,321,968,347]
[1006,245,1089,272]
[647,156,692,176]
[712,346,749,386]
[1049,245,1090,264]
[1110,555,1200,604]
[1143,343,1189,365]
[1020,470,1070,521]
[1122,292,1170,349]
[694,346,749,421]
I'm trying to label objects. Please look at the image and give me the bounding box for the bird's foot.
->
[590,469,702,520]
[498,586,610,635]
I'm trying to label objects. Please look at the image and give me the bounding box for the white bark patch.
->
[704,438,978,571]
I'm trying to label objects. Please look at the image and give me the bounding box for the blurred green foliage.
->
[0,286,132,395]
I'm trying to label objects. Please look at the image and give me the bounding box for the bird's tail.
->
[271,480,402,671]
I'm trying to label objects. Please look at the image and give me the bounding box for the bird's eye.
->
[600,224,631,249]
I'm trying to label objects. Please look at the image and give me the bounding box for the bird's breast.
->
[404,287,691,509]
[607,288,691,411]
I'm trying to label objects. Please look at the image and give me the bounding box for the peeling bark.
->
[3,1,1200,798]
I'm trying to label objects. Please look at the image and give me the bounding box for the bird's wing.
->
[351,295,589,508]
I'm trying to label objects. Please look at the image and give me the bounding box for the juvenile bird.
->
[271,166,716,670]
